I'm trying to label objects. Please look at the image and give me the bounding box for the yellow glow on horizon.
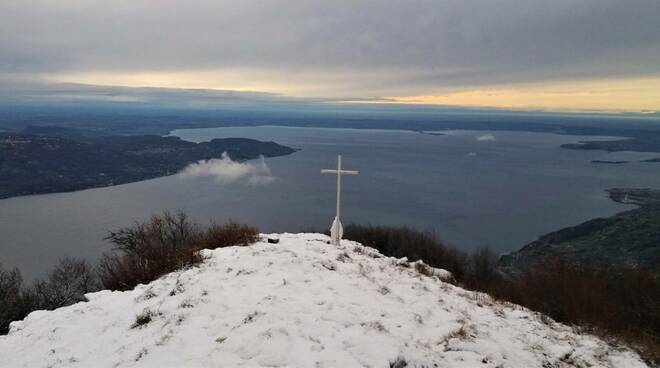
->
[42,70,287,94]
[42,71,660,113]
[40,69,367,97]
[386,78,660,112]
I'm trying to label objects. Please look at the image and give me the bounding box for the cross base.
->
[330,216,343,245]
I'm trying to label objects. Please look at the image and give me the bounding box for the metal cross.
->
[321,154,359,245]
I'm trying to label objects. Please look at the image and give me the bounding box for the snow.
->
[0,233,648,367]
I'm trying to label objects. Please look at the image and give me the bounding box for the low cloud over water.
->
[179,153,275,186]
[476,134,496,142]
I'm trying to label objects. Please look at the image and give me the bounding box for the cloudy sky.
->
[1,0,659,111]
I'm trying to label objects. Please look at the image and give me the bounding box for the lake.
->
[2,126,659,279]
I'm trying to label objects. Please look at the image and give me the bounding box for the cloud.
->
[0,0,658,101]
[179,153,275,186]
[476,134,496,142]
[0,80,299,107]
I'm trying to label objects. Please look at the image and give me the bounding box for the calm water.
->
[2,126,659,279]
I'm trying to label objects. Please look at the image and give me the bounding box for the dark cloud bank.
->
[0,0,659,102]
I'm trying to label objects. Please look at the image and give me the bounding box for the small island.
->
[560,130,660,153]
[591,158,660,164]
[0,130,296,199]
[591,160,630,164]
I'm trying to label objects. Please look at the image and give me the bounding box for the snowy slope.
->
[0,233,648,368]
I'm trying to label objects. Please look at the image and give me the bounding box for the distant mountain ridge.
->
[498,188,660,275]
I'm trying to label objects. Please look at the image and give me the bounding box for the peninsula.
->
[498,188,660,275]
[0,132,296,199]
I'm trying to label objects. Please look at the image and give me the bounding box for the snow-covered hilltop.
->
[0,234,647,367]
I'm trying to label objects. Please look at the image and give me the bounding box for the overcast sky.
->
[1,0,659,111]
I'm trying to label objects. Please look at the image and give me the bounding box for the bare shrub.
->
[1,212,259,335]
[99,211,204,291]
[99,212,260,291]
[489,258,660,365]
[1,259,97,334]
[0,265,33,334]
[344,224,469,281]
[344,224,660,364]
[32,258,96,310]
[97,252,145,292]
[465,247,501,291]
[199,221,259,250]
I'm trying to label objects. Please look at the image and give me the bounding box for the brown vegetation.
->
[199,221,259,250]
[0,266,32,335]
[99,212,259,291]
[0,258,95,334]
[0,211,259,334]
[98,211,204,291]
[343,224,468,281]
[32,258,96,310]
[489,258,660,365]
[344,224,660,365]
[2,220,657,363]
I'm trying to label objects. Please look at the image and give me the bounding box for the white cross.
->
[321,154,359,245]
